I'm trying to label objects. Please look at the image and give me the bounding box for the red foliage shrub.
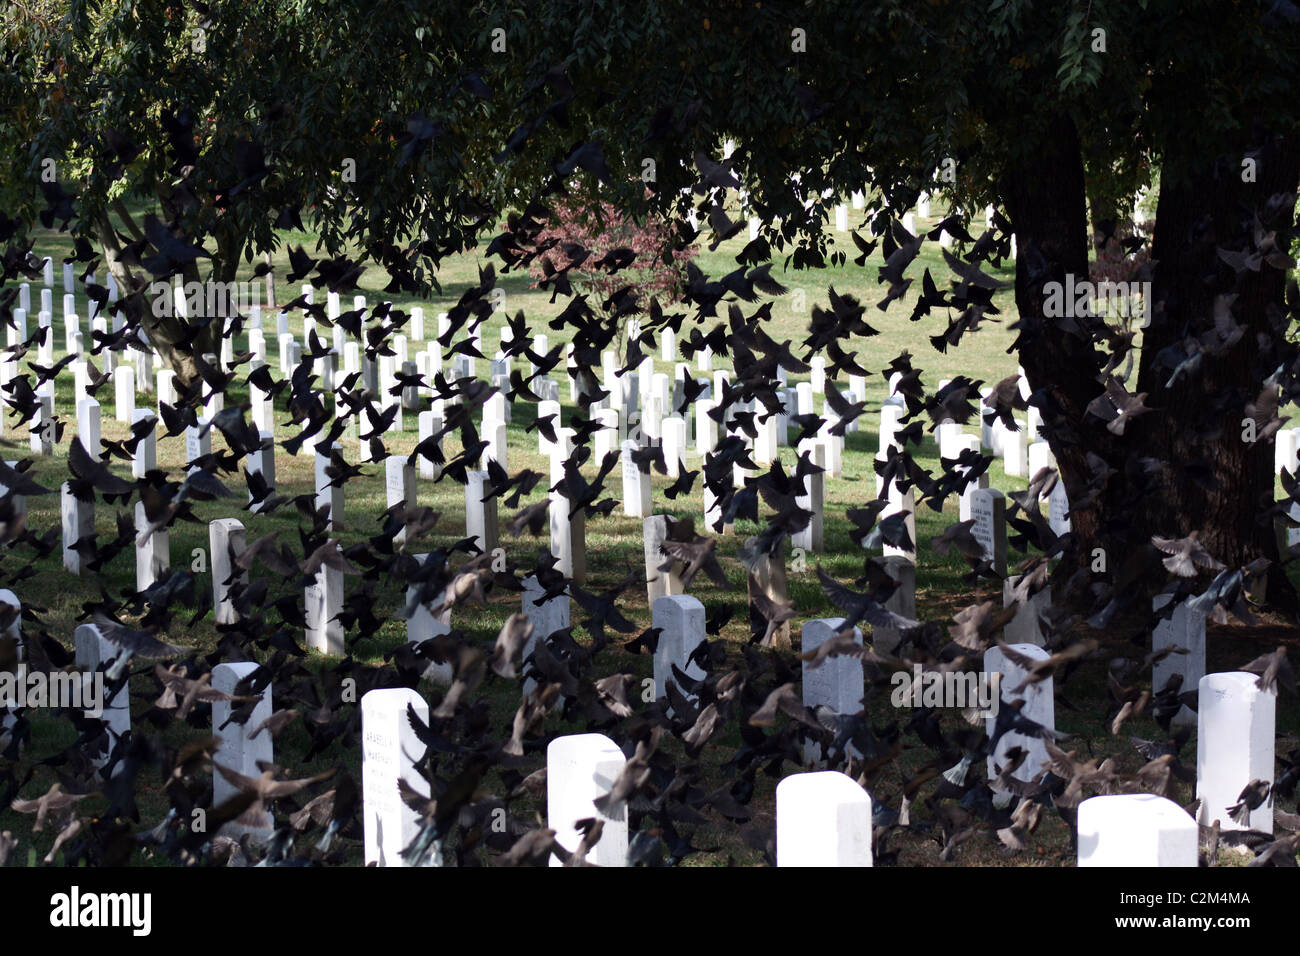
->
[529,196,697,307]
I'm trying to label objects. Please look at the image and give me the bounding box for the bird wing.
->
[816,567,863,614]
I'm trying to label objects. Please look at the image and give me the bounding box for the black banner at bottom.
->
[5,863,1282,942]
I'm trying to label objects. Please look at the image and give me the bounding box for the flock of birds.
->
[0,118,1296,866]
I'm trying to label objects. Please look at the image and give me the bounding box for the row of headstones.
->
[7,618,274,834]
[718,188,1017,256]
[25,585,1257,863]
[32,250,1040,480]
[48,393,576,650]
[358,715,1215,867]
[24,263,454,358]
[68,484,1206,782]
[35,260,875,535]
[907,378,1207,704]
[368,594,1263,865]
[798,620,1260,836]
[29,265,1177,668]
[825,194,976,244]
[31,280,813,604]
[18,611,1219,865]
[987,645,1274,831]
[46,345,1193,738]
[14,272,486,464]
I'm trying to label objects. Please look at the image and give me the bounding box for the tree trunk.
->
[1000,114,1111,574]
[95,210,200,386]
[1132,131,1299,606]
[1001,115,1299,616]
[94,196,238,387]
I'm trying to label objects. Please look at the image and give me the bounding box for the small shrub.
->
[529,195,697,307]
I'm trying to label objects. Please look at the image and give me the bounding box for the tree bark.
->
[1000,114,1111,574]
[95,209,200,385]
[1001,115,1299,616]
[1133,131,1299,605]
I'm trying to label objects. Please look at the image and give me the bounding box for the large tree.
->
[5,0,1300,614]
[469,0,1300,590]
[2,0,500,379]
[456,0,1300,603]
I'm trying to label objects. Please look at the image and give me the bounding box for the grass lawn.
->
[2,195,1296,866]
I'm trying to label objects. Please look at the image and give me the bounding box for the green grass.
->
[2,195,1295,867]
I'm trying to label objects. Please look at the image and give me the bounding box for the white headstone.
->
[793,441,826,553]
[212,662,274,808]
[754,410,779,466]
[643,515,683,606]
[776,771,873,867]
[661,417,688,477]
[185,419,211,474]
[1152,596,1206,726]
[521,574,569,690]
[1196,672,1275,833]
[61,481,93,574]
[594,408,620,462]
[1002,574,1048,647]
[362,688,434,866]
[406,553,453,685]
[881,478,917,563]
[620,441,652,518]
[1047,479,1071,536]
[970,488,1008,576]
[546,733,629,867]
[1002,421,1027,477]
[817,417,842,478]
[983,643,1054,784]
[209,518,247,625]
[956,435,988,522]
[482,418,507,472]
[156,369,176,409]
[73,623,130,772]
[801,618,864,763]
[808,358,826,395]
[538,399,561,456]
[30,386,53,456]
[652,594,706,703]
[314,444,344,529]
[306,547,346,656]
[130,409,156,479]
[871,557,916,656]
[465,470,499,556]
[1077,794,1198,867]
[247,430,276,514]
[76,399,101,461]
[1277,427,1300,476]
[1028,441,1052,488]
[134,500,169,593]
[660,327,676,363]
[695,399,718,454]
[385,456,416,544]
[113,365,135,423]
[549,429,585,583]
